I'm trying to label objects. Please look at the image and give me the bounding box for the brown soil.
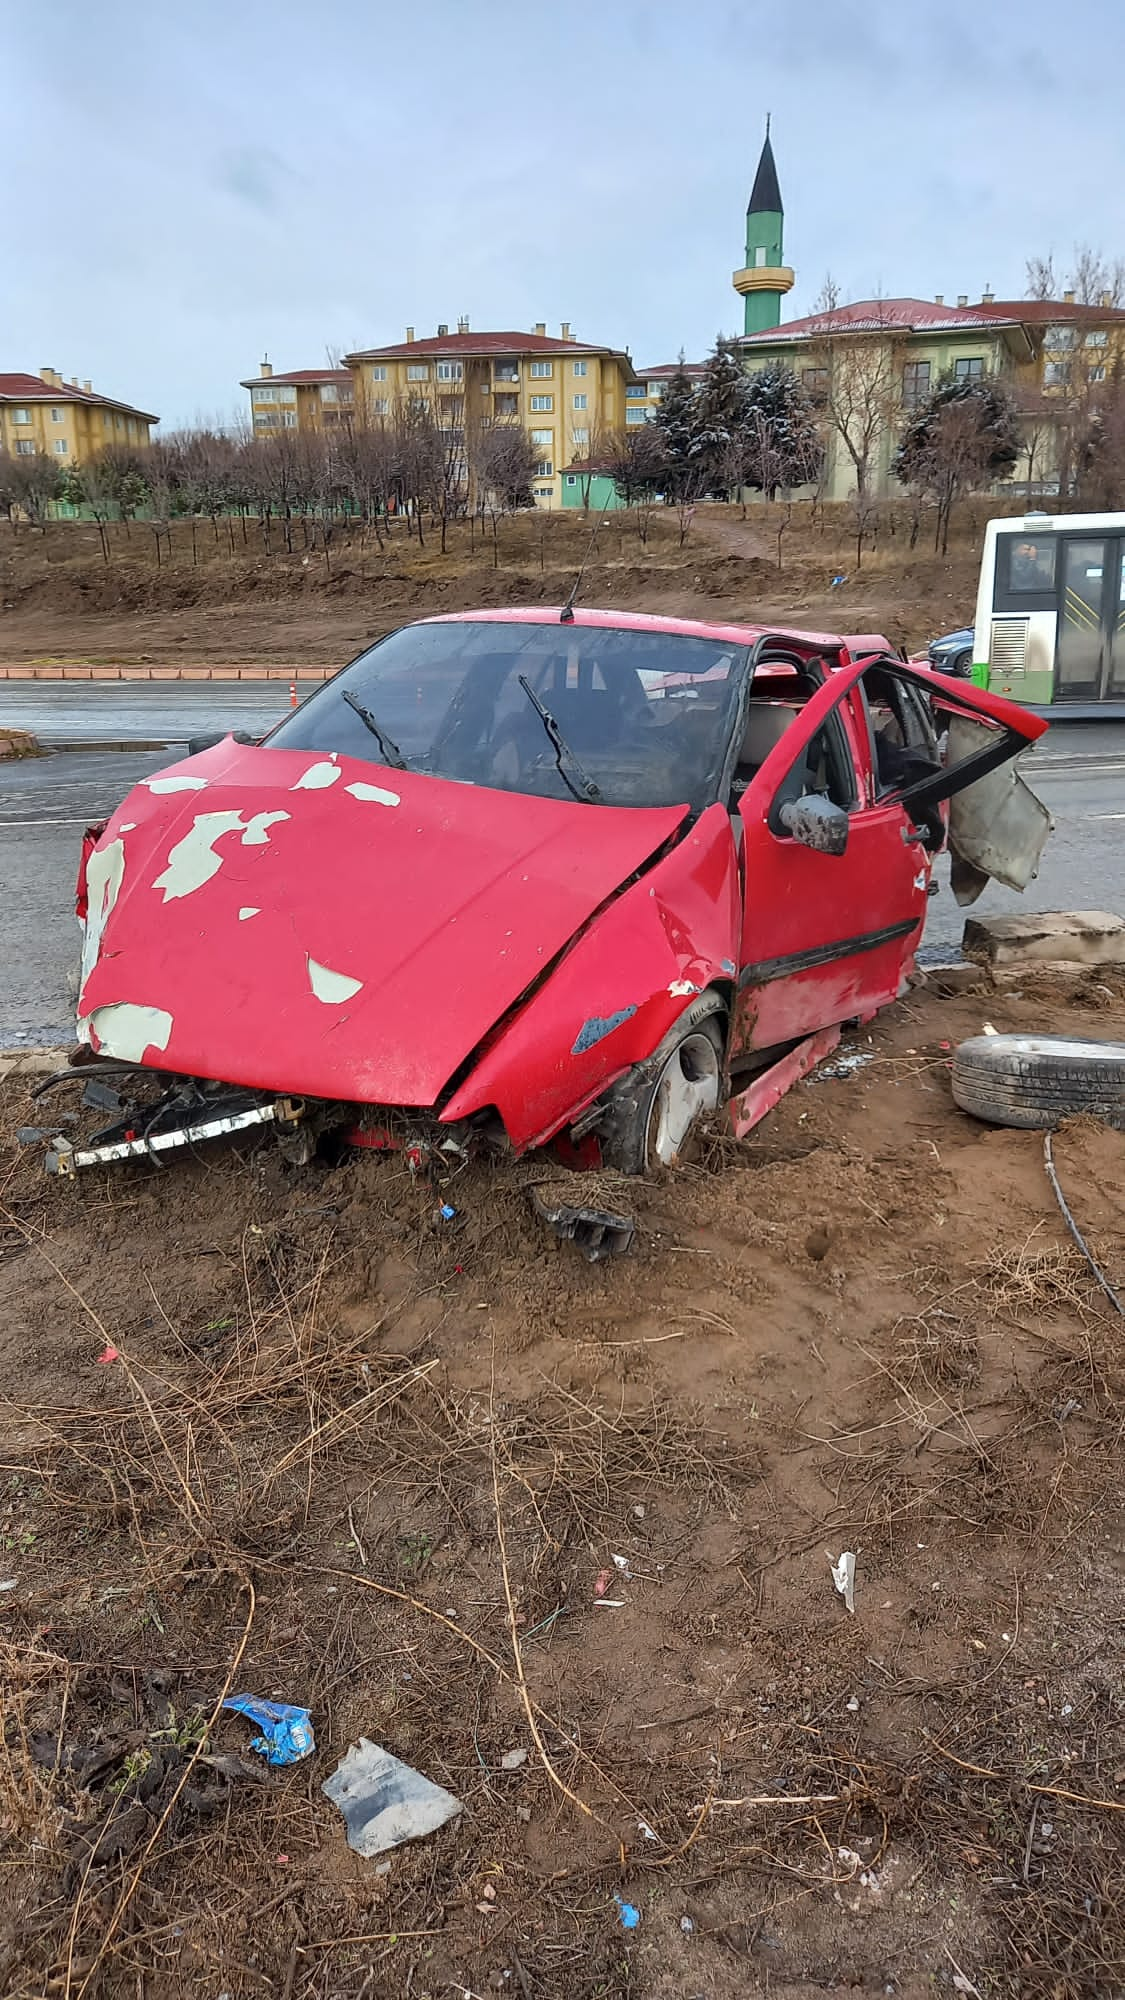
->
[2,974,1123,1998]
[0,504,987,668]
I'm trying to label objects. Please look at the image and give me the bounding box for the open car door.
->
[735,656,1052,1052]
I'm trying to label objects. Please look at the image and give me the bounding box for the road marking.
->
[0,816,91,828]
[1086,812,1125,820]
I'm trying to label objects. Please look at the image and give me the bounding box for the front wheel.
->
[599,997,726,1174]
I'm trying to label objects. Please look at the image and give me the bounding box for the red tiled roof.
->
[345,330,633,369]
[240,368,354,388]
[974,298,1125,324]
[0,372,157,422]
[740,298,1024,344]
[636,361,706,379]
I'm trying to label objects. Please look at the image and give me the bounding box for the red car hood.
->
[77,740,687,1105]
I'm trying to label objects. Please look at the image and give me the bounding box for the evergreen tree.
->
[693,335,753,495]
[895,372,1021,550]
[651,355,703,499]
[742,362,823,497]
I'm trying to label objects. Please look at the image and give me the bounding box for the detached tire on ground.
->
[951,1034,1125,1133]
[599,994,726,1174]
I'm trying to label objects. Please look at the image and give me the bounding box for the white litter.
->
[829,1550,857,1615]
[500,1748,528,1771]
[322,1738,462,1858]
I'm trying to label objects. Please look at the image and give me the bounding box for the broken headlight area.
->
[27,1071,312,1177]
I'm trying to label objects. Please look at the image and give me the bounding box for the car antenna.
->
[560,492,614,623]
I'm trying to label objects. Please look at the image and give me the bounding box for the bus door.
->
[1057,535,1125,701]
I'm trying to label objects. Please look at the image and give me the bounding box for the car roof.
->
[418,605,852,656]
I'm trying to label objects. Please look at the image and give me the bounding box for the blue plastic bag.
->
[223,1694,314,1766]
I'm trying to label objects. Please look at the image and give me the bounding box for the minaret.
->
[732,120,795,334]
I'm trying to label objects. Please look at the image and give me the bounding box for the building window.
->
[11,407,30,424]
[1044,361,1068,386]
[646,381,663,397]
[406,364,428,381]
[565,474,577,487]
[572,427,589,445]
[15,439,35,455]
[625,407,646,425]
[572,393,587,410]
[754,246,767,268]
[529,360,553,378]
[953,356,985,379]
[370,397,389,416]
[495,394,518,417]
[530,428,553,445]
[53,439,69,454]
[801,366,829,398]
[50,406,64,423]
[535,486,553,498]
[535,458,553,477]
[283,410,298,427]
[252,385,277,402]
[573,360,588,376]
[1046,326,1075,350]
[320,384,338,403]
[624,385,645,399]
[436,361,463,381]
[494,363,519,382]
[370,365,387,380]
[530,395,553,412]
[116,415,124,431]
[902,359,931,408]
[103,413,113,430]
[1089,364,1107,383]
[278,386,297,403]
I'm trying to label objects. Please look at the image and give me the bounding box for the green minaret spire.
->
[733,120,795,334]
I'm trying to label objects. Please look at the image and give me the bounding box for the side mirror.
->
[779,792,850,856]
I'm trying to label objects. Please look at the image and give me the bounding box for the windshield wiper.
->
[517,675,601,803]
[341,689,408,770]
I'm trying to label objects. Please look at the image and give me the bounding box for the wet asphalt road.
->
[1,704,1122,1048]
[1,681,297,747]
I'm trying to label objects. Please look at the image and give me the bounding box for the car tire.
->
[954,649,973,678]
[599,994,726,1174]
[951,1034,1125,1133]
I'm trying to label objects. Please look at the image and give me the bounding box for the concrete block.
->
[0,727,39,759]
[962,910,1125,969]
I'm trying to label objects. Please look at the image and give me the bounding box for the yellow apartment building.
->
[0,369,157,465]
[343,321,638,506]
[240,360,355,435]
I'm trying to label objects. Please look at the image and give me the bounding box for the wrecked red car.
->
[53,609,1050,1218]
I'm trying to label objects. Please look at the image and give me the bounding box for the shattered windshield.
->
[265,619,748,813]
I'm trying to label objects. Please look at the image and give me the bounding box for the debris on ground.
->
[829,1549,857,1614]
[321,1738,463,1857]
[528,1180,636,1260]
[222,1695,314,1766]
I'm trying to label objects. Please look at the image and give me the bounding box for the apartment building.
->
[240,360,355,435]
[0,369,157,464]
[344,321,637,507]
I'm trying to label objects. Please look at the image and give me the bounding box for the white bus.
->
[971,511,1125,714]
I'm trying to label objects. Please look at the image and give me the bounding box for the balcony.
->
[493,365,519,384]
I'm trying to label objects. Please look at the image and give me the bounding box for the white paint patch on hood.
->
[307,956,364,1004]
[79,837,126,1000]
[89,1001,174,1063]
[145,774,208,794]
[238,906,261,921]
[154,810,290,901]
[345,780,401,807]
[292,759,342,791]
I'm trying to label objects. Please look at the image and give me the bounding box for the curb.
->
[0,664,334,682]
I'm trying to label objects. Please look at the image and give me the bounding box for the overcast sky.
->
[6,0,1123,429]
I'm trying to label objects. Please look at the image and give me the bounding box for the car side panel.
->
[441,804,741,1150]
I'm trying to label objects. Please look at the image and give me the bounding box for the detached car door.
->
[734,658,1049,1053]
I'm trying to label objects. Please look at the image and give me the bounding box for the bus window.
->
[1008,538,1057,594]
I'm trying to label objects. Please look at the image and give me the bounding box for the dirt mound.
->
[1,976,1123,1997]
[0,506,982,666]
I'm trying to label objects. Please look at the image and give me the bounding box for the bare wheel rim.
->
[647,1030,721,1167]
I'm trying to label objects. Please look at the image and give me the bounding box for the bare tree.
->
[1025,253,1058,301]
[474,422,536,563]
[805,297,902,501]
[9,451,64,531]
